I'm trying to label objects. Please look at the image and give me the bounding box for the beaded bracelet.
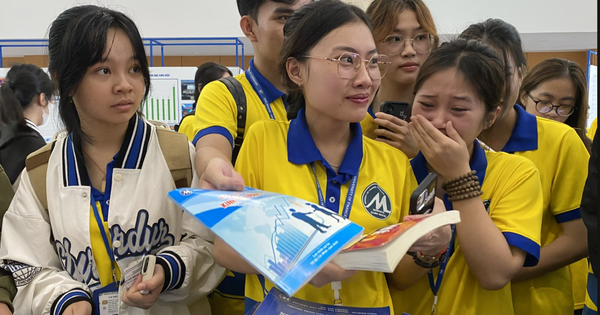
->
[442,170,483,201]
[445,181,480,194]
[443,170,478,190]
[448,190,483,201]
[446,185,481,196]
[446,179,483,201]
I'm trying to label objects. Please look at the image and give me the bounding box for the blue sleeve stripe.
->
[52,289,91,315]
[192,126,234,147]
[555,208,582,223]
[157,251,185,291]
[155,255,172,292]
[503,232,540,267]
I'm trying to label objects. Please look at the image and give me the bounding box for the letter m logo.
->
[361,183,392,220]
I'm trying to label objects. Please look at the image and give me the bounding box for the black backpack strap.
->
[174,110,195,132]
[218,76,247,165]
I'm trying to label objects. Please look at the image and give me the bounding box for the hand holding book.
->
[332,209,460,273]
[307,262,357,288]
[404,197,453,256]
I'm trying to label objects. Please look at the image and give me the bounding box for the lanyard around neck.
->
[245,66,275,119]
[90,194,118,285]
[427,195,456,314]
[310,162,357,220]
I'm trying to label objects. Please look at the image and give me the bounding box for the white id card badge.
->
[93,282,119,315]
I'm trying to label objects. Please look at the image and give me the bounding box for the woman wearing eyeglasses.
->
[212,1,452,313]
[460,20,590,315]
[358,0,439,158]
[519,58,592,154]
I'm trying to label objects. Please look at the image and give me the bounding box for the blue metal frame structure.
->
[0,37,245,68]
[586,50,597,84]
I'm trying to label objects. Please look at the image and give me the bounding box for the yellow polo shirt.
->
[391,144,543,315]
[235,108,417,313]
[504,105,590,314]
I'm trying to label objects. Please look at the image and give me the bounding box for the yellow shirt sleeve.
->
[177,115,196,142]
[193,79,239,145]
[485,152,543,256]
[551,128,589,219]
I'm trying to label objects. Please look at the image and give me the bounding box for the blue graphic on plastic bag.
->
[168,188,364,296]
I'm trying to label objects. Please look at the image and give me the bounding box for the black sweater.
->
[0,123,46,184]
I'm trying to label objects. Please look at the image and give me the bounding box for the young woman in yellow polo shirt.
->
[390,39,544,315]
[212,1,452,313]
[460,19,590,315]
[518,58,592,153]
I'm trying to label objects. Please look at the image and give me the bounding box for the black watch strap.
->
[409,251,447,269]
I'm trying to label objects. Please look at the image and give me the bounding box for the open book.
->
[332,210,461,273]
[168,188,364,297]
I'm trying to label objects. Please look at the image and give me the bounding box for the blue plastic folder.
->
[168,187,364,297]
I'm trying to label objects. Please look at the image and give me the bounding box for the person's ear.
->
[516,66,524,86]
[286,57,304,87]
[485,106,501,129]
[240,16,258,43]
[197,83,203,93]
[38,93,47,106]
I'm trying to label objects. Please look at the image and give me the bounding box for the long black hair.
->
[0,63,55,130]
[48,5,150,145]
[193,62,233,108]
[279,0,373,120]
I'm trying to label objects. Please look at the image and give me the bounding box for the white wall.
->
[0,0,243,39]
[346,0,597,35]
[0,0,597,52]
[0,0,596,38]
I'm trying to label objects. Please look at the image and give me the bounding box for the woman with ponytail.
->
[0,63,54,184]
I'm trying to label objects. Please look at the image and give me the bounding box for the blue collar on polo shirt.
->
[412,140,487,214]
[367,105,375,119]
[502,104,538,153]
[247,59,286,105]
[287,108,363,183]
[411,139,487,187]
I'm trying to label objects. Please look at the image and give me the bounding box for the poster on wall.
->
[145,66,242,126]
[588,65,597,129]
